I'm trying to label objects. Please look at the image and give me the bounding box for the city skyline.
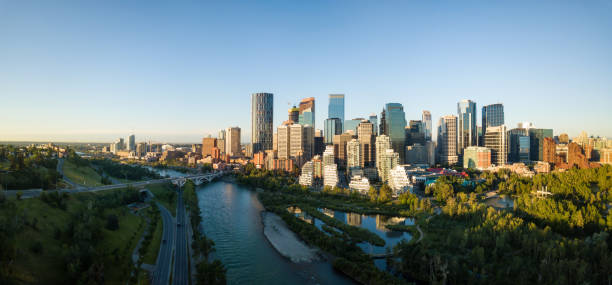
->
[1,1,611,142]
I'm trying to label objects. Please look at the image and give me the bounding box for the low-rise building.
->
[324,164,339,188]
[388,165,413,197]
[348,175,370,195]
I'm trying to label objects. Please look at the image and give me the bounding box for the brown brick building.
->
[202,137,217,157]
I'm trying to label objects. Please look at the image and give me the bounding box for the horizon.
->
[1,1,611,142]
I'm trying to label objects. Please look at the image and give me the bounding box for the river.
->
[195,181,356,285]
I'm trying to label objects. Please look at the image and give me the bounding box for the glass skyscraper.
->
[384,103,407,163]
[457,100,477,153]
[422,110,432,142]
[324,118,342,145]
[344,118,363,134]
[298,97,315,128]
[482,103,504,134]
[328,94,345,131]
[251,93,274,153]
[368,113,378,135]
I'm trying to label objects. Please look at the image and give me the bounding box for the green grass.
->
[0,159,10,170]
[148,183,177,213]
[63,160,103,187]
[3,187,146,284]
[142,214,163,264]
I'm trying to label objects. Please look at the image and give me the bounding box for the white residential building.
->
[378,148,399,183]
[322,145,335,167]
[323,164,339,188]
[348,175,370,195]
[299,161,314,186]
[388,165,413,197]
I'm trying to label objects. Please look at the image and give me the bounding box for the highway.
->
[173,189,189,285]
[152,202,175,285]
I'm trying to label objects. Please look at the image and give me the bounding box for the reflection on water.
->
[197,182,355,285]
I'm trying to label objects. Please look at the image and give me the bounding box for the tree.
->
[368,186,378,202]
[196,259,226,285]
[105,214,119,231]
[378,184,392,203]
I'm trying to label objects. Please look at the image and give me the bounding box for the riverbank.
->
[261,211,321,263]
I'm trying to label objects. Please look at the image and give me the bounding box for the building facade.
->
[324,118,342,145]
[357,120,375,167]
[457,100,477,154]
[482,103,504,135]
[328,94,345,131]
[251,93,274,153]
[483,125,508,166]
[422,110,432,142]
[225,127,241,157]
[463,146,492,169]
[384,103,407,163]
[437,115,459,165]
[298,97,315,128]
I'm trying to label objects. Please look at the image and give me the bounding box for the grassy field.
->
[148,183,177,213]
[142,212,163,265]
[63,160,103,187]
[3,187,146,284]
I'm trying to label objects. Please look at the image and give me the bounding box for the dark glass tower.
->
[251,92,274,153]
[482,103,504,135]
[458,99,477,153]
[384,103,407,163]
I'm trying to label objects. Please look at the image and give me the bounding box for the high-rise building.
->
[299,161,314,186]
[251,93,274,153]
[288,106,300,123]
[324,118,342,145]
[277,124,291,160]
[508,128,529,163]
[406,120,425,146]
[484,125,508,166]
[529,128,553,161]
[202,137,217,157]
[542,137,556,163]
[347,139,360,170]
[225,127,241,157]
[277,122,314,166]
[314,129,324,156]
[422,110,432,142]
[384,103,407,163]
[375,135,391,173]
[482,103,504,135]
[218,129,226,140]
[368,114,378,135]
[463,146,491,169]
[333,132,354,169]
[378,149,399,183]
[457,100,477,153]
[406,143,430,165]
[323,164,339,188]
[127,134,136,152]
[344,118,364,134]
[298,97,315,129]
[328,94,345,131]
[357,120,375,167]
[379,109,386,136]
[323,145,335,167]
[558,133,569,144]
[437,115,458,165]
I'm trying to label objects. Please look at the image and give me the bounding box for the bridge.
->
[3,171,226,199]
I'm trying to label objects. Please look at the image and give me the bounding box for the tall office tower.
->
[437,115,459,165]
[384,103,407,163]
[375,135,391,174]
[127,135,135,152]
[346,139,360,170]
[251,93,274,154]
[298,97,315,128]
[277,124,291,160]
[422,110,432,142]
[508,128,529,163]
[288,106,300,123]
[119,138,125,150]
[406,120,425,146]
[357,120,375,167]
[289,124,305,163]
[333,132,354,169]
[379,109,387,135]
[484,125,508,166]
[378,149,399,183]
[344,118,364,134]
[322,145,335,167]
[225,127,241,157]
[314,129,324,155]
[482,103,504,135]
[202,137,217,157]
[528,128,553,161]
[457,100,477,154]
[218,129,226,140]
[368,114,378,135]
[324,118,342,144]
[136,143,147,157]
[328,94,345,131]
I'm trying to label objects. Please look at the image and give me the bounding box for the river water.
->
[195,181,356,285]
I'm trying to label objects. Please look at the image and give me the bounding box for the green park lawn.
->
[148,183,177,213]
[142,212,163,265]
[63,160,103,187]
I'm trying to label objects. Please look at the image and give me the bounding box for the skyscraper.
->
[202,137,217,157]
[482,103,504,134]
[225,127,241,157]
[368,114,378,135]
[379,109,387,136]
[437,115,458,165]
[333,132,353,169]
[484,125,508,166]
[357,120,375,167]
[127,134,135,152]
[328,94,345,131]
[288,106,299,123]
[324,118,342,145]
[375,135,391,176]
[422,110,432,142]
[384,103,407,163]
[346,139,360,170]
[344,118,364,134]
[529,128,553,161]
[457,100,477,154]
[298,97,315,128]
[251,93,274,153]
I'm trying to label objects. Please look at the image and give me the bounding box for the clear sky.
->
[1,0,611,143]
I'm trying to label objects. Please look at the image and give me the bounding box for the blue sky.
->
[1,0,611,143]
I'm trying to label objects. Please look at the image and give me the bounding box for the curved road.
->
[152,202,175,285]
